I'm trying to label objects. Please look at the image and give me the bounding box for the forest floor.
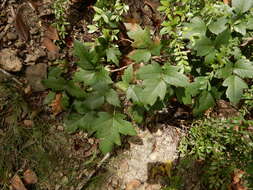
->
[0,0,250,190]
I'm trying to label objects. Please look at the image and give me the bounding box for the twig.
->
[0,68,23,86]
[78,153,111,190]
[118,38,133,43]
[241,37,253,47]
[110,65,130,72]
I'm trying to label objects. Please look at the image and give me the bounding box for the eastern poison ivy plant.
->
[43,39,136,154]
[43,24,191,153]
[171,0,253,115]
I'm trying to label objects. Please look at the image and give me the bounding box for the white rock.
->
[0,49,22,72]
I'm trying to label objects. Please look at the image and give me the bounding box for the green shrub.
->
[165,116,253,190]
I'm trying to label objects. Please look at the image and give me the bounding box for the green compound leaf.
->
[215,62,233,79]
[127,27,152,48]
[163,65,189,87]
[183,17,207,39]
[73,41,95,70]
[106,47,121,66]
[65,112,97,133]
[233,59,253,78]
[193,36,215,57]
[122,65,133,84]
[208,17,228,35]
[128,49,151,63]
[223,75,248,104]
[234,22,247,35]
[83,93,105,110]
[105,89,121,107]
[232,0,253,13]
[93,112,136,154]
[42,77,66,91]
[74,68,112,86]
[126,85,143,104]
[65,81,86,99]
[137,63,162,80]
[141,79,167,106]
[193,90,215,116]
[215,29,231,48]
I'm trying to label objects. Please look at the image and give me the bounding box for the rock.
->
[25,63,47,91]
[25,49,46,64]
[25,54,37,63]
[23,169,38,184]
[126,179,142,190]
[7,32,18,41]
[57,125,64,131]
[0,49,22,72]
[47,51,58,61]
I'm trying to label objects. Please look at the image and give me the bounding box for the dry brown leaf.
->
[23,169,38,184]
[233,170,245,184]
[231,169,248,190]
[12,6,30,42]
[42,37,59,52]
[11,175,27,190]
[44,25,59,41]
[50,93,63,116]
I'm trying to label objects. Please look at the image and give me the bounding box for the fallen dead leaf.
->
[23,169,38,184]
[231,169,247,190]
[11,175,27,190]
[233,169,245,184]
[125,179,141,190]
[42,37,59,52]
[44,25,59,41]
[50,93,63,116]
[12,6,30,42]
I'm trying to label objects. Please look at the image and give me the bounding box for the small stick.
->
[110,65,130,72]
[0,68,23,86]
[241,37,253,47]
[78,153,111,190]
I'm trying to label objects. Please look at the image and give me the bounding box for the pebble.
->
[25,54,38,63]
[6,32,18,41]
[57,125,64,131]
[47,51,58,61]
[149,152,158,161]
